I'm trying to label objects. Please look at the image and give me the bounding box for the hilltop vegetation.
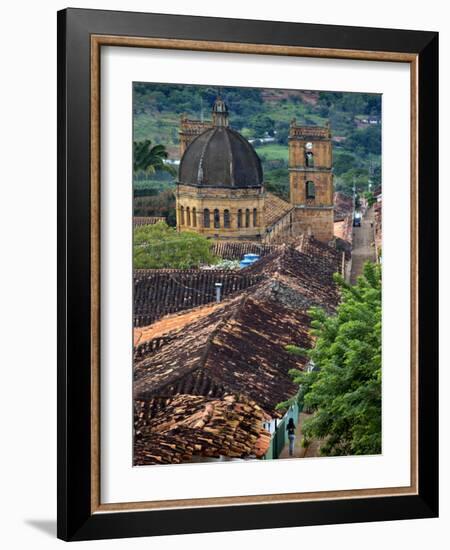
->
[133,83,381,214]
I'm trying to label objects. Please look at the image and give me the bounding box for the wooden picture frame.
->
[57,8,438,541]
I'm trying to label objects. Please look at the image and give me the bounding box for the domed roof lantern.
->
[211,96,229,127]
[179,126,263,188]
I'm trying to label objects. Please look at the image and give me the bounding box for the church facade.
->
[175,97,334,243]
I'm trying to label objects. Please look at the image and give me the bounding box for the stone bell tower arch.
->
[288,119,334,242]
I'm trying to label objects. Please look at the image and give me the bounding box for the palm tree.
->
[133,140,176,176]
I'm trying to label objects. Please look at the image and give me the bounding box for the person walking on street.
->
[286,418,296,457]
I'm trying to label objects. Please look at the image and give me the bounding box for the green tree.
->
[133,140,175,176]
[363,191,376,207]
[134,221,217,269]
[133,189,177,226]
[274,120,290,145]
[283,262,382,456]
[333,152,357,176]
[250,114,275,136]
[264,168,290,200]
[346,125,381,155]
[336,167,371,196]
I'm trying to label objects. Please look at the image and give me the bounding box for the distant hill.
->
[133,83,381,199]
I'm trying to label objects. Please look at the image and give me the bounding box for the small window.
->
[224,209,230,228]
[192,207,197,227]
[245,209,250,228]
[186,207,191,226]
[305,151,314,167]
[237,209,242,228]
[306,181,316,199]
[180,206,185,225]
[203,208,210,228]
[214,208,220,229]
[253,208,258,227]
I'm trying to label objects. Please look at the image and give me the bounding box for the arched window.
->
[214,209,220,229]
[186,207,191,226]
[192,207,197,227]
[305,151,314,167]
[245,209,250,228]
[253,208,258,227]
[203,208,210,228]
[180,206,185,225]
[224,209,230,228]
[237,209,242,228]
[306,181,316,199]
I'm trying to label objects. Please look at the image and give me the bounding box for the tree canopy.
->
[133,139,175,176]
[134,221,217,269]
[284,262,382,456]
[133,189,177,227]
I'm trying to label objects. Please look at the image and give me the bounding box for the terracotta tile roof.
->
[134,301,225,346]
[134,394,271,465]
[134,269,262,327]
[134,216,166,226]
[133,241,342,464]
[246,240,341,308]
[212,240,279,260]
[263,192,293,228]
[334,192,353,221]
[296,235,344,280]
[134,288,312,416]
[134,236,341,325]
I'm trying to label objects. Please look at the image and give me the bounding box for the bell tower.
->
[288,119,334,241]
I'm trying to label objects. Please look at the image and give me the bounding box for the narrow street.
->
[278,413,321,459]
[350,207,376,284]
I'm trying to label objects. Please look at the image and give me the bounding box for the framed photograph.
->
[57,8,438,541]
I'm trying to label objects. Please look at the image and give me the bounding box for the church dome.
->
[178,126,263,188]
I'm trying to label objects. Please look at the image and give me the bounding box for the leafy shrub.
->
[134,222,217,269]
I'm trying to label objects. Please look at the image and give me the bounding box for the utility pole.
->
[352,176,356,212]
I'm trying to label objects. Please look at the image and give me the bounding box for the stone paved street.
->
[278,412,322,459]
[350,207,376,284]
